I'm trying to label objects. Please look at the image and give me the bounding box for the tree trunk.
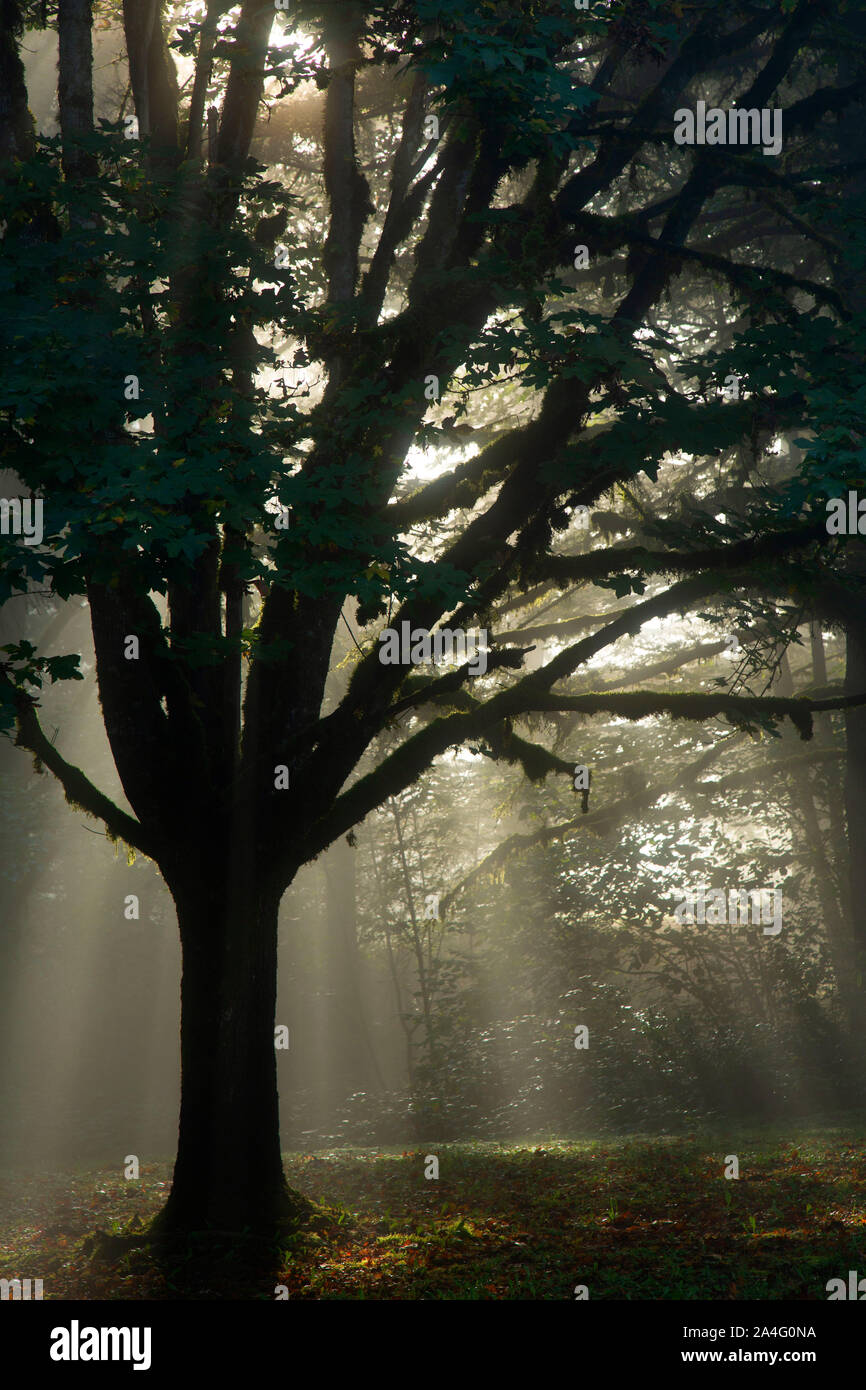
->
[0,1,35,164]
[845,625,866,979]
[157,864,306,1240]
[835,4,866,1026]
[58,0,96,182]
[122,0,179,171]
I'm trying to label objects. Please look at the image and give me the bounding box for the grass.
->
[1,1127,865,1299]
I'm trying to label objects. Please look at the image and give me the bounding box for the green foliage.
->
[412,0,601,161]
[0,639,83,734]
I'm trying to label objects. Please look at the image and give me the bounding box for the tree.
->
[1,0,865,1254]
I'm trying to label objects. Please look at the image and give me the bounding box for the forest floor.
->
[1,1128,864,1299]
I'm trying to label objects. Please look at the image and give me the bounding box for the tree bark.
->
[0,0,35,164]
[835,12,866,1021]
[58,0,96,182]
[157,860,305,1239]
[122,0,179,169]
[845,626,866,970]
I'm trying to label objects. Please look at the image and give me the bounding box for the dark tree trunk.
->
[845,625,866,971]
[834,11,866,1028]
[157,861,306,1239]
[1,6,59,245]
[0,0,35,164]
[122,0,179,172]
[58,0,96,182]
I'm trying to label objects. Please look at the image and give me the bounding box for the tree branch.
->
[215,0,273,172]
[4,671,160,859]
[441,736,743,909]
[533,521,826,589]
[185,0,230,162]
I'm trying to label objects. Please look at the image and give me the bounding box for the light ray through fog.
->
[0,594,179,1169]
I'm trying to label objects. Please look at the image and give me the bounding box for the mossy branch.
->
[524,689,866,742]
[5,673,159,860]
[531,522,825,589]
[304,663,866,862]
